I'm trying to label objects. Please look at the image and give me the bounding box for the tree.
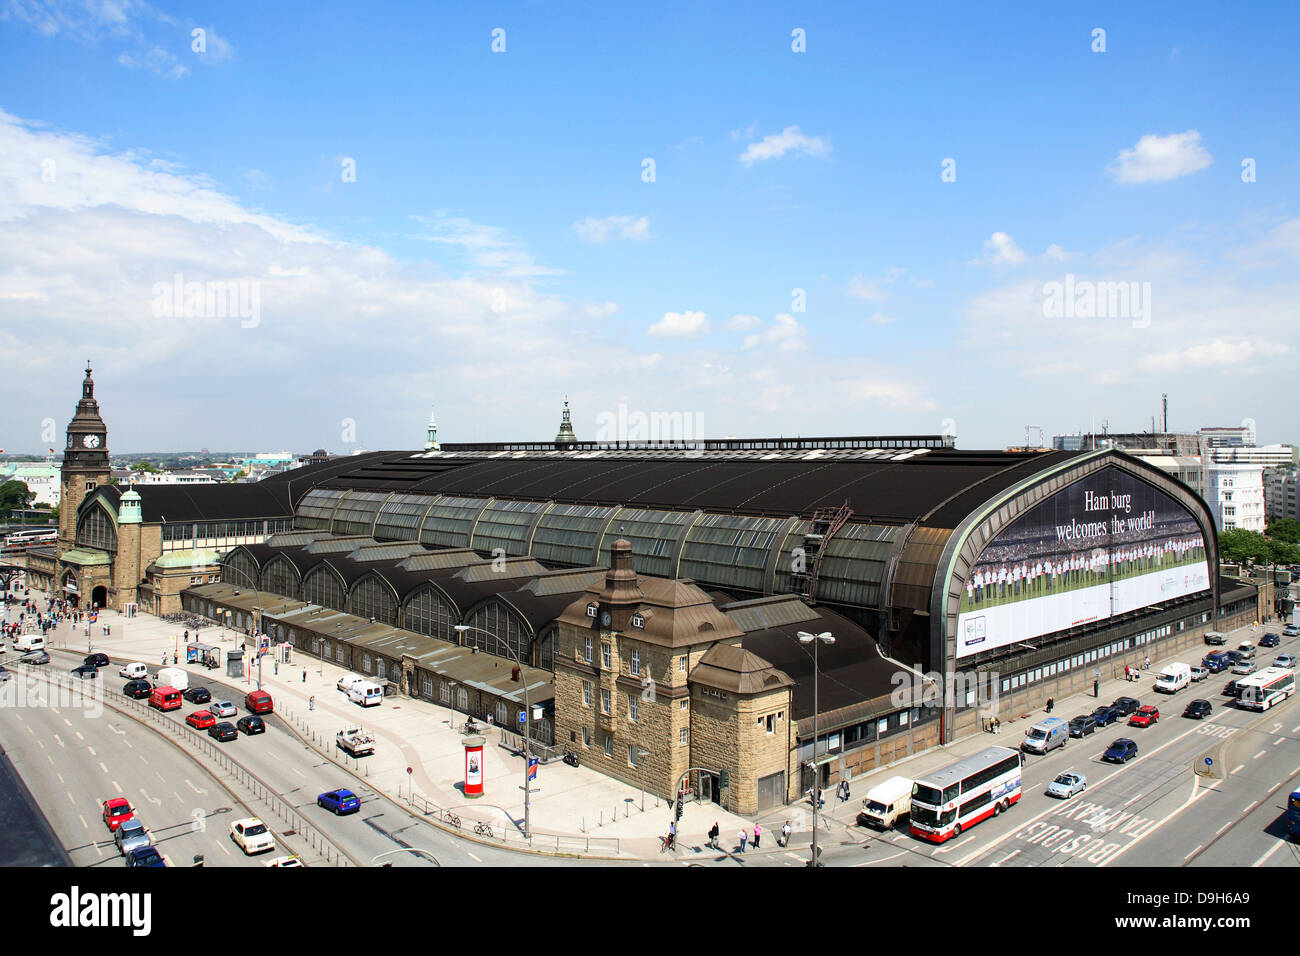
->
[0,480,33,518]
[1266,518,1300,544]
[1268,539,1300,566]
[1218,529,1271,565]
[130,461,162,474]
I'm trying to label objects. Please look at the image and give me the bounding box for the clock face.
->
[82,434,101,449]
[600,611,611,628]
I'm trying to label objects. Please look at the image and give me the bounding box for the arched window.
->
[346,574,398,625]
[76,505,117,552]
[401,585,456,641]
[302,565,345,610]
[260,555,301,600]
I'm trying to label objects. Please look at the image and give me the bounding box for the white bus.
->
[3,528,55,548]
[909,745,1023,843]
[1236,667,1295,711]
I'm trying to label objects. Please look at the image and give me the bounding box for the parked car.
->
[245,690,274,714]
[230,817,275,855]
[1103,738,1139,763]
[236,715,266,736]
[1045,771,1087,799]
[114,819,151,856]
[1183,699,1213,719]
[1128,705,1160,728]
[1189,664,1209,682]
[212,700,237,718]
[1237,641,1257,660]
[102,798,135,831]
[1068,714,1098,737]
[186,710,216,730]
[1232,660,1257,676]
[83,653,110,668]
[118,662,148,680]
[1259,633,1281,648]
[125,846,166,868]
[1111,697,1141,717]
[1091,705,1121,727]
[122,680,152,699]
[70,664,98,680]
[1283,624,1299,637]
[20,649,50,665]
[1274,654,1296,669]
[183,686,212,704]
[208,722,237,742]
[316,789,361,815]
[1203,631,1228,646]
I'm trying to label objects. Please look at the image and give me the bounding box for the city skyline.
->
[2,2,1297,452]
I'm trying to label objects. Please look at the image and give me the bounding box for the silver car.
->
[114,818,152,856]
[1274,654,1296,669]
[212,700,237,718]
[1232,660,1257,676]
[1045,771,1087,799]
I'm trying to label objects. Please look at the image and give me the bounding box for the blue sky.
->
[1,0,1298,453]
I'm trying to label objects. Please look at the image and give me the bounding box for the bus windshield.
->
[912,783,942,805]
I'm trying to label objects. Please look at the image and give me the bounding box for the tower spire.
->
[555,397,577,448]
[424,401,440,451]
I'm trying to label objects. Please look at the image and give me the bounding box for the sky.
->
[1,0,1298,454]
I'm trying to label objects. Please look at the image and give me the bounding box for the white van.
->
[347,681,383,707]
[1154,661,1191,694]
[336,673,366,693]
[118,662,148,680]
[1021,716,1068,754]
[156,667,189,691]
[15,634,45,653]
[856,775,913,830]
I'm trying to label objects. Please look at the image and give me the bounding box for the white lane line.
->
[291,767,305,778]
[1101,776,1208,868]
[62,718,70,727]
[56,773,63,784]
[1123,792,1144,806]
[852,850,908,866]
[46,754,54,765]
[784,852,802,861]
[1274,738,1285,746]
[216,840,231,857]
[1231,765,1245,775]
[36,740,44,751]
[934,833,976,854]
[1292,724,1300,734]
[1253,750,1267,760]
[1243,802,1259,814]
[53,735,63,748]
[1215,820,1233,835]
[156,772,164,783]
[993,849,1021,867]
[466,852,482,863]
[84,744,92,756]
[123,739,133,749]
[185,779,205,794]
[78,815,87,830]
[66,792,75,805]
[98,762,108,773]
[74,732,83,741]
[112,780,122,794]
[1183,844,1203,861]
[1253,840,1288,867]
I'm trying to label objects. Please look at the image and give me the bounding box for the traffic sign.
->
[519,710,526,724]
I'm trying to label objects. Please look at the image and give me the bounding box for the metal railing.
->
[23,667,359,867]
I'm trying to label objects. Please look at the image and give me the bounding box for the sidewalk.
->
[14,592,776,861]
[758,617,1269,834]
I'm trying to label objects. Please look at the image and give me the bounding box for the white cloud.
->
[194,25,234,63]
[743,313,807,352]
[730,123,756,141]
[848,266,905,300]
[726,313,761,331]
[969,231,1026,266]
[572,214,650,243]
[414,214,561,277]
[1109,130,1213,184]
[1045,243,1067,260]
[739,126,831,166]
[647,310,709,338]
[243,168,271,190]
[584,301,619,319]
[867,312,895,325]
[118,46,189,78]
[1140,339,1256,373]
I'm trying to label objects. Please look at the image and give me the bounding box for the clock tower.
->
[58,362,111,556]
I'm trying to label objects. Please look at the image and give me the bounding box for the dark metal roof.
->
[95,482,294,523]
[312,449,1077,525]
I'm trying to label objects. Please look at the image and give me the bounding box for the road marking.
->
[62,717,70,726]
[1253,840,1288,867]
[74,732,83,741]
[78,815,87,830]
[36,740,44,751]
[216,840,231,857]
[1231,765,1245,775]
[934,833,975,854]
[1253,750,1267,760]
[85,744,93,756]
[1292,724,1300,734]
[1123,792,1143,806]
[1183,844,1202,861]
[467,852,482,863]
[993,849,1021,867]
[67,792,75,805]
[1273,737,1285,746]
[784,852,802,861]
[99,762,108,773]
[291,767,305,778]
[1101,776,1208,868]
[185,779,206,795]
[53,735,63,748]
[56,773,63,784]
[112,780,122,794]
[1215,820,1233,835]
[1243,802,1259,814]
[853,850,908,866]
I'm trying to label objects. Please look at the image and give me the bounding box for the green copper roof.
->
[153,549,223,569]
[61,548,111,566]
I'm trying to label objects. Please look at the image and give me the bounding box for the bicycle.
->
[474,821,494,838]
[444,812,461,829]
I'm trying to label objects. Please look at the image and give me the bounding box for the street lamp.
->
[797,629,835,868]
[454,623,534,839]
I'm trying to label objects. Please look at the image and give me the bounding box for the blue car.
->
[1091,705,1120,727]
[1103,738,1138,763]
[1202,652,1229,673]
[125,846,166,867]
[316,789,361,815]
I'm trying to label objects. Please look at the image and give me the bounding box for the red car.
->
[186,709,216,730]
[245,690,274,715]
[102,797,135,831]
[1128,705,1160,728]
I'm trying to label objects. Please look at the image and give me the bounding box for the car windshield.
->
[912,783,943,805]
[244,823,266,836]
[1027,729,1046,739]
[111,805,130,816]
[1053,774,1073,785]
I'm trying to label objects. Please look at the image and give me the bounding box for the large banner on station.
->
[956,466,1210,658]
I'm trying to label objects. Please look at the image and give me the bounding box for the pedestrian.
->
[737,828,747,853]
[779,820,791,847]
[183,630,188,643]
[993,716,1001,734]
[842,779,851,802]
[173,651,178,665]
[1093,678,1099,698]
[817,787,825,810]
[274,660,278,675]
[752,823,762,848]
[308,695,315,712]
[1045,696,1054,713]
[302,669,307,683]
[708,821,719,849]
[1124,665,1130,682]
[1144,655,1150,670]
[161,653,166,665]
[667,819,676,850]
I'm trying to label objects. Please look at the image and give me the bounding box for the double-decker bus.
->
[909,746,1023,843]
[1236,667,1295,711]
[1288,790,1300,841]
[2,528,56,549]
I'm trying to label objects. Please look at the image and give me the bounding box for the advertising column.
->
[463,735,485,799]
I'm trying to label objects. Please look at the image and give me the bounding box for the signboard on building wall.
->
[956,466,1210,658]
